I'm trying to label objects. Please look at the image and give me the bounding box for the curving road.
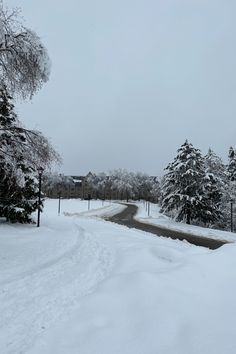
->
[106,204,228,250]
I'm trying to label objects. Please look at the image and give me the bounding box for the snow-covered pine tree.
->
[0,86,39,223]
[161,140,207,224]
[202,148,224,225]
[224,147,236,230]
[200,174,222,225]
[205,148,226,180]
[227,147,236,181]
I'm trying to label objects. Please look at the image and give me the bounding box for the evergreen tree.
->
[227,147,236,181]
[200,173,222,225]
[0,86,39,223]
[205,148,226,181]
[202,149,224,225]
[161,140,207,224]
[222,147,236,230]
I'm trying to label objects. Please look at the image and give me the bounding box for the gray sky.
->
[7,0,236,176]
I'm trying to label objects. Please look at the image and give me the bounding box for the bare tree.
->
[0,125,61,174]
[19,128,61,170]
[0,2,50,99]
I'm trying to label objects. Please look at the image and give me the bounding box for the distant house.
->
[43,173,96,199]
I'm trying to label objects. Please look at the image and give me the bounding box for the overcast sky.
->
[7,0,236,176]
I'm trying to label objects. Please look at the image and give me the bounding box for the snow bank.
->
[28,221,236,354]
[43,198,125,217]
[58,199,126,218]
[134,201,236,243]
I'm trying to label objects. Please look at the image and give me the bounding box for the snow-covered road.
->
[1,199,236,354]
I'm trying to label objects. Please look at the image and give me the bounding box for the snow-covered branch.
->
[0,2,50,99]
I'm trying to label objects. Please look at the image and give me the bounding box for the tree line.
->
[87,169,160,202]
[42,170,161,202]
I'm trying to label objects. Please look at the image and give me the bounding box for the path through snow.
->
[1,199,236,354]
[0,201,117,353]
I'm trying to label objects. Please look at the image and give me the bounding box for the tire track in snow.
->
[0,222,114,354]
[0,224,81,287]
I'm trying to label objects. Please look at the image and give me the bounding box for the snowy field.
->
[0,199,236,354]
[135,201,236,243]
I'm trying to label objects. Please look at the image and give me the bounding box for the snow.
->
[58,198,126,218]
[0,199,236,354]
[135,201,236,243]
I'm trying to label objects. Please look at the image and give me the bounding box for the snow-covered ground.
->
[135,201,236,243]
[1,199,236,354]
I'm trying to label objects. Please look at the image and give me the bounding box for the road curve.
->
[106,204,228,250]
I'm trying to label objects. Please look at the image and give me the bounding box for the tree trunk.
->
[186,211,191,224]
